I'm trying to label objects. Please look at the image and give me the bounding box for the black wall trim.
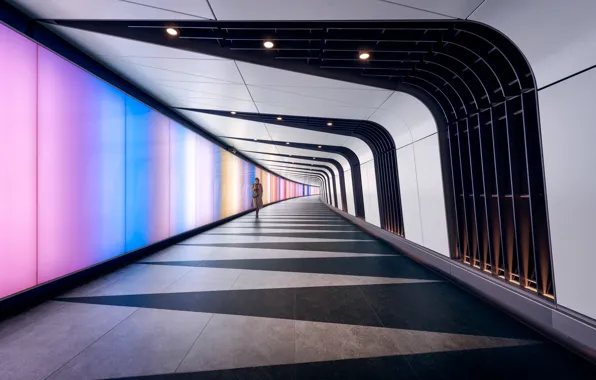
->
[0,2,310,188]
[264,164,334,206]
[0,195,313,320]
[180,108,403,234]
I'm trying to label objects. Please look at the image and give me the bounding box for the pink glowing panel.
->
[196,135,215,226]
[37,47,126,283]
[0,25,38,299]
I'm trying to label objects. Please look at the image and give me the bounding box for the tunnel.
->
[1,1,596,378]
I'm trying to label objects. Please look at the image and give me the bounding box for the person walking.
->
[252,177,264,218]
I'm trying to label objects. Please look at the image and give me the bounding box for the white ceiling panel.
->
[249,85,391,109]
[264,124,349,146]
[369,92,437,148]
[209,0,449,20]
[256,102,377,120]
[342,138,374,164]
[108,57,243,84]
[237,62,371,89]
[9,0,212,20]
[220,138,281,155]
[383,0,484,18]
[176,111,271,141]
[471,0,596,89]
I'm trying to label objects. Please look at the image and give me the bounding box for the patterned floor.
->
[1,196,595,379]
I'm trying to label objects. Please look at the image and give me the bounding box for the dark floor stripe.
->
[178,241,395,254]
[142,256,441,281]
[204,232,372,240]
[216,225,360,231]
[58,282,539,339]
[107,344,596,380]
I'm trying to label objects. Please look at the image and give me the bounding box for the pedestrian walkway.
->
[0,196,594,379]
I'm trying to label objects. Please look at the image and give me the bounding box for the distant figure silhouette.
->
[252,177,263,218]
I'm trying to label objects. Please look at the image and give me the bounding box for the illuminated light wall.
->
[37,45,127,284]
[0,23,317,300]
[0,24,38,299]
[125,97,170,252]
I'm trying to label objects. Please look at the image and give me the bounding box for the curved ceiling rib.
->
[263,162,336,207]
[243,150,348,212]
[179,108,401,232]
[224,135,364,218]
[259,158,338,207]
[47,18,553,297]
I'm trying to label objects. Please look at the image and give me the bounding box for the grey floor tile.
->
[0,301,68,340]
[139,245,213,263]
[164,267,243,293]
[295,320,400,364]
[88,264,192,296]
[47,308,212,379]
[0,302,136,380]
[178,314,296,372]
[231,269,437,290]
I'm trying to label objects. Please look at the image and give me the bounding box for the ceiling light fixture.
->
[276,116,283,120]
[263,41,274,48]
[327,122,333,126]
[230,111,236,115]
[359,52,370,60]
[254,138,258,141]
[318,145,322,148]
[166,28,179,36]
[286,142,290,145]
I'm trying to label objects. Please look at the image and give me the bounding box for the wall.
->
[370,92,450,256]
[360,159,381,227]
[472,0,596,323]
[0,24,317,300]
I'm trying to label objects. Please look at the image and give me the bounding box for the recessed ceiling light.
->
[166,28,179,36]
[230,111,236,115]
[263,41,274,48]
[359,52,370,60]
[318,145,322,148]
[254,138,258,141]
[313,157,316,160]
[286,142,290,145]
[276,116,283,120]
[327,122,333,126]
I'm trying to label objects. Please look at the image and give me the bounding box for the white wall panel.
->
[413,135,450,257]
[361,160,381,227]
[335,175,343,211]
[396,145,423,245]
[539,68,596,320]
[472,0,596,88]
[344,170,356,216]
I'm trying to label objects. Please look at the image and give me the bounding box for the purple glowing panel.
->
[37,47,126,283]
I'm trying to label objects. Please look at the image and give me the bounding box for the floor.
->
[0,197,595,380]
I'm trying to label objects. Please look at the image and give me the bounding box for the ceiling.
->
[7,0,487,185]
